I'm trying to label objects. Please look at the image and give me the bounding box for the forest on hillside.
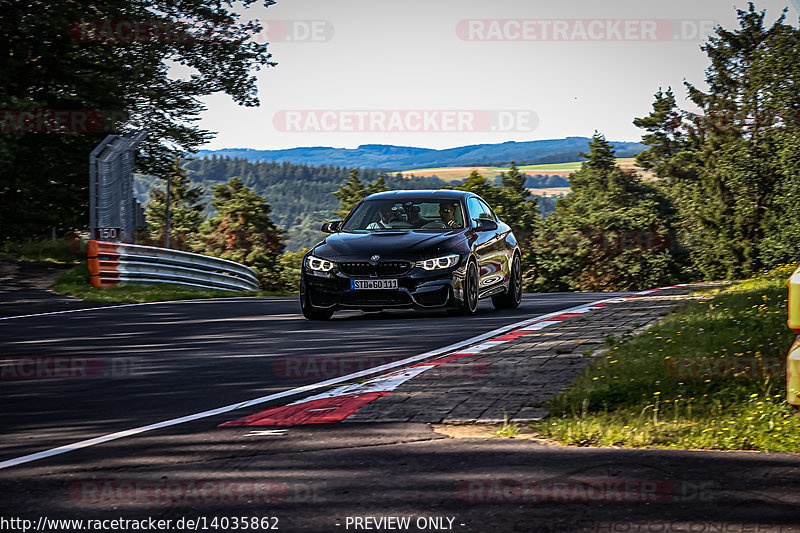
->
[134,157,560,251]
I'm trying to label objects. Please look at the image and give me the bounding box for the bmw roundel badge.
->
[370,254,380,262]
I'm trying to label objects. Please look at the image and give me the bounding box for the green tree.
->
[500,161,529,199]
[634,4,800,279]
[0,0,276,242]
[332,170,388,219]
[332,169,365,219]
[532,133,680,292]
[278,247,309,294]
[632,88,686,176]
[759,132,800,267]
[144,159,205,249]
[195,178,285,290]
[454,169,539,232]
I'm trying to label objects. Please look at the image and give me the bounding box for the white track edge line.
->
[0,297,297,321]
[0,285,687,470]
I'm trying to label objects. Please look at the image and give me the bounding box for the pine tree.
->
[532,133,680,291]
[632,88,685,176]
[365,173,389,196]
[500,161,529,199]
[144,158,205,249]
[332,170,389,219]
[579,133,617,173]
[195,178,285,290]
[332,169,365,219]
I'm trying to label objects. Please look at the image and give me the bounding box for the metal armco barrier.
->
[87,241,260,292]
[787,266,800,405]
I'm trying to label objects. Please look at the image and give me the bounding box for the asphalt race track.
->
[0,293,625,465]
[3,293,800,533]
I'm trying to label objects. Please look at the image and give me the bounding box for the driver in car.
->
[439,202,459,228]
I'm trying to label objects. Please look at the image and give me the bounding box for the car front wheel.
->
[453,261,479,316]
[300,279,334,320]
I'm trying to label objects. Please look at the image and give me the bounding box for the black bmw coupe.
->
[300,190,522,320]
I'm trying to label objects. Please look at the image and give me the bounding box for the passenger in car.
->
[367,203,396,230]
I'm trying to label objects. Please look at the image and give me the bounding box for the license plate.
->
[351,279,398,290]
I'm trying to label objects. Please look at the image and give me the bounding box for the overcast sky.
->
[194,0,799,151]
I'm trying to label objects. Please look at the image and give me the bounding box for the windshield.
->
[342,199,465,232]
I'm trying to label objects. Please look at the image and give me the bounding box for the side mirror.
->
[473,218,498,232]
[320,220,343,233]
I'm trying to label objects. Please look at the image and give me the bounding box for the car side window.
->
[467,197,494,226]
[477,199,497,221]
[466,198,483,227]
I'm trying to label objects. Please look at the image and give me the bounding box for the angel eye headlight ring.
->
[416,254,459,271]
[306,255,336,272]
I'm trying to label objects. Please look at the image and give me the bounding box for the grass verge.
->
[530,264,800,452]
[0,238,82,263]
[52,262,289,303]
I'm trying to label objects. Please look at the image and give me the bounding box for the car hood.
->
[312,230,465,261]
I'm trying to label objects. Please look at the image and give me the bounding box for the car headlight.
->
[306,255,336,272]
[416,254,459,270]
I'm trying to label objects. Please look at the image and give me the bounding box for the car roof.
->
[363,190,475,202]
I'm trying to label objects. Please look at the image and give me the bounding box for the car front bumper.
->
[302,265,466,311]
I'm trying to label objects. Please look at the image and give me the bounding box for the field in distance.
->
[397,158,646,182]
[527,186,572,197]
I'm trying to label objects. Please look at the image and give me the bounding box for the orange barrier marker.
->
[87,240,100,286]
[87,240,121,288]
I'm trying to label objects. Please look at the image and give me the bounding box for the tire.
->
[300,279,334,320]
[492,254,522,310]
[454,261,479,316]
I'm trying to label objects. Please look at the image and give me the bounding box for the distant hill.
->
[196,137,646,170]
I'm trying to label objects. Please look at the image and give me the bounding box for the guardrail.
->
[87,241,260,292]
